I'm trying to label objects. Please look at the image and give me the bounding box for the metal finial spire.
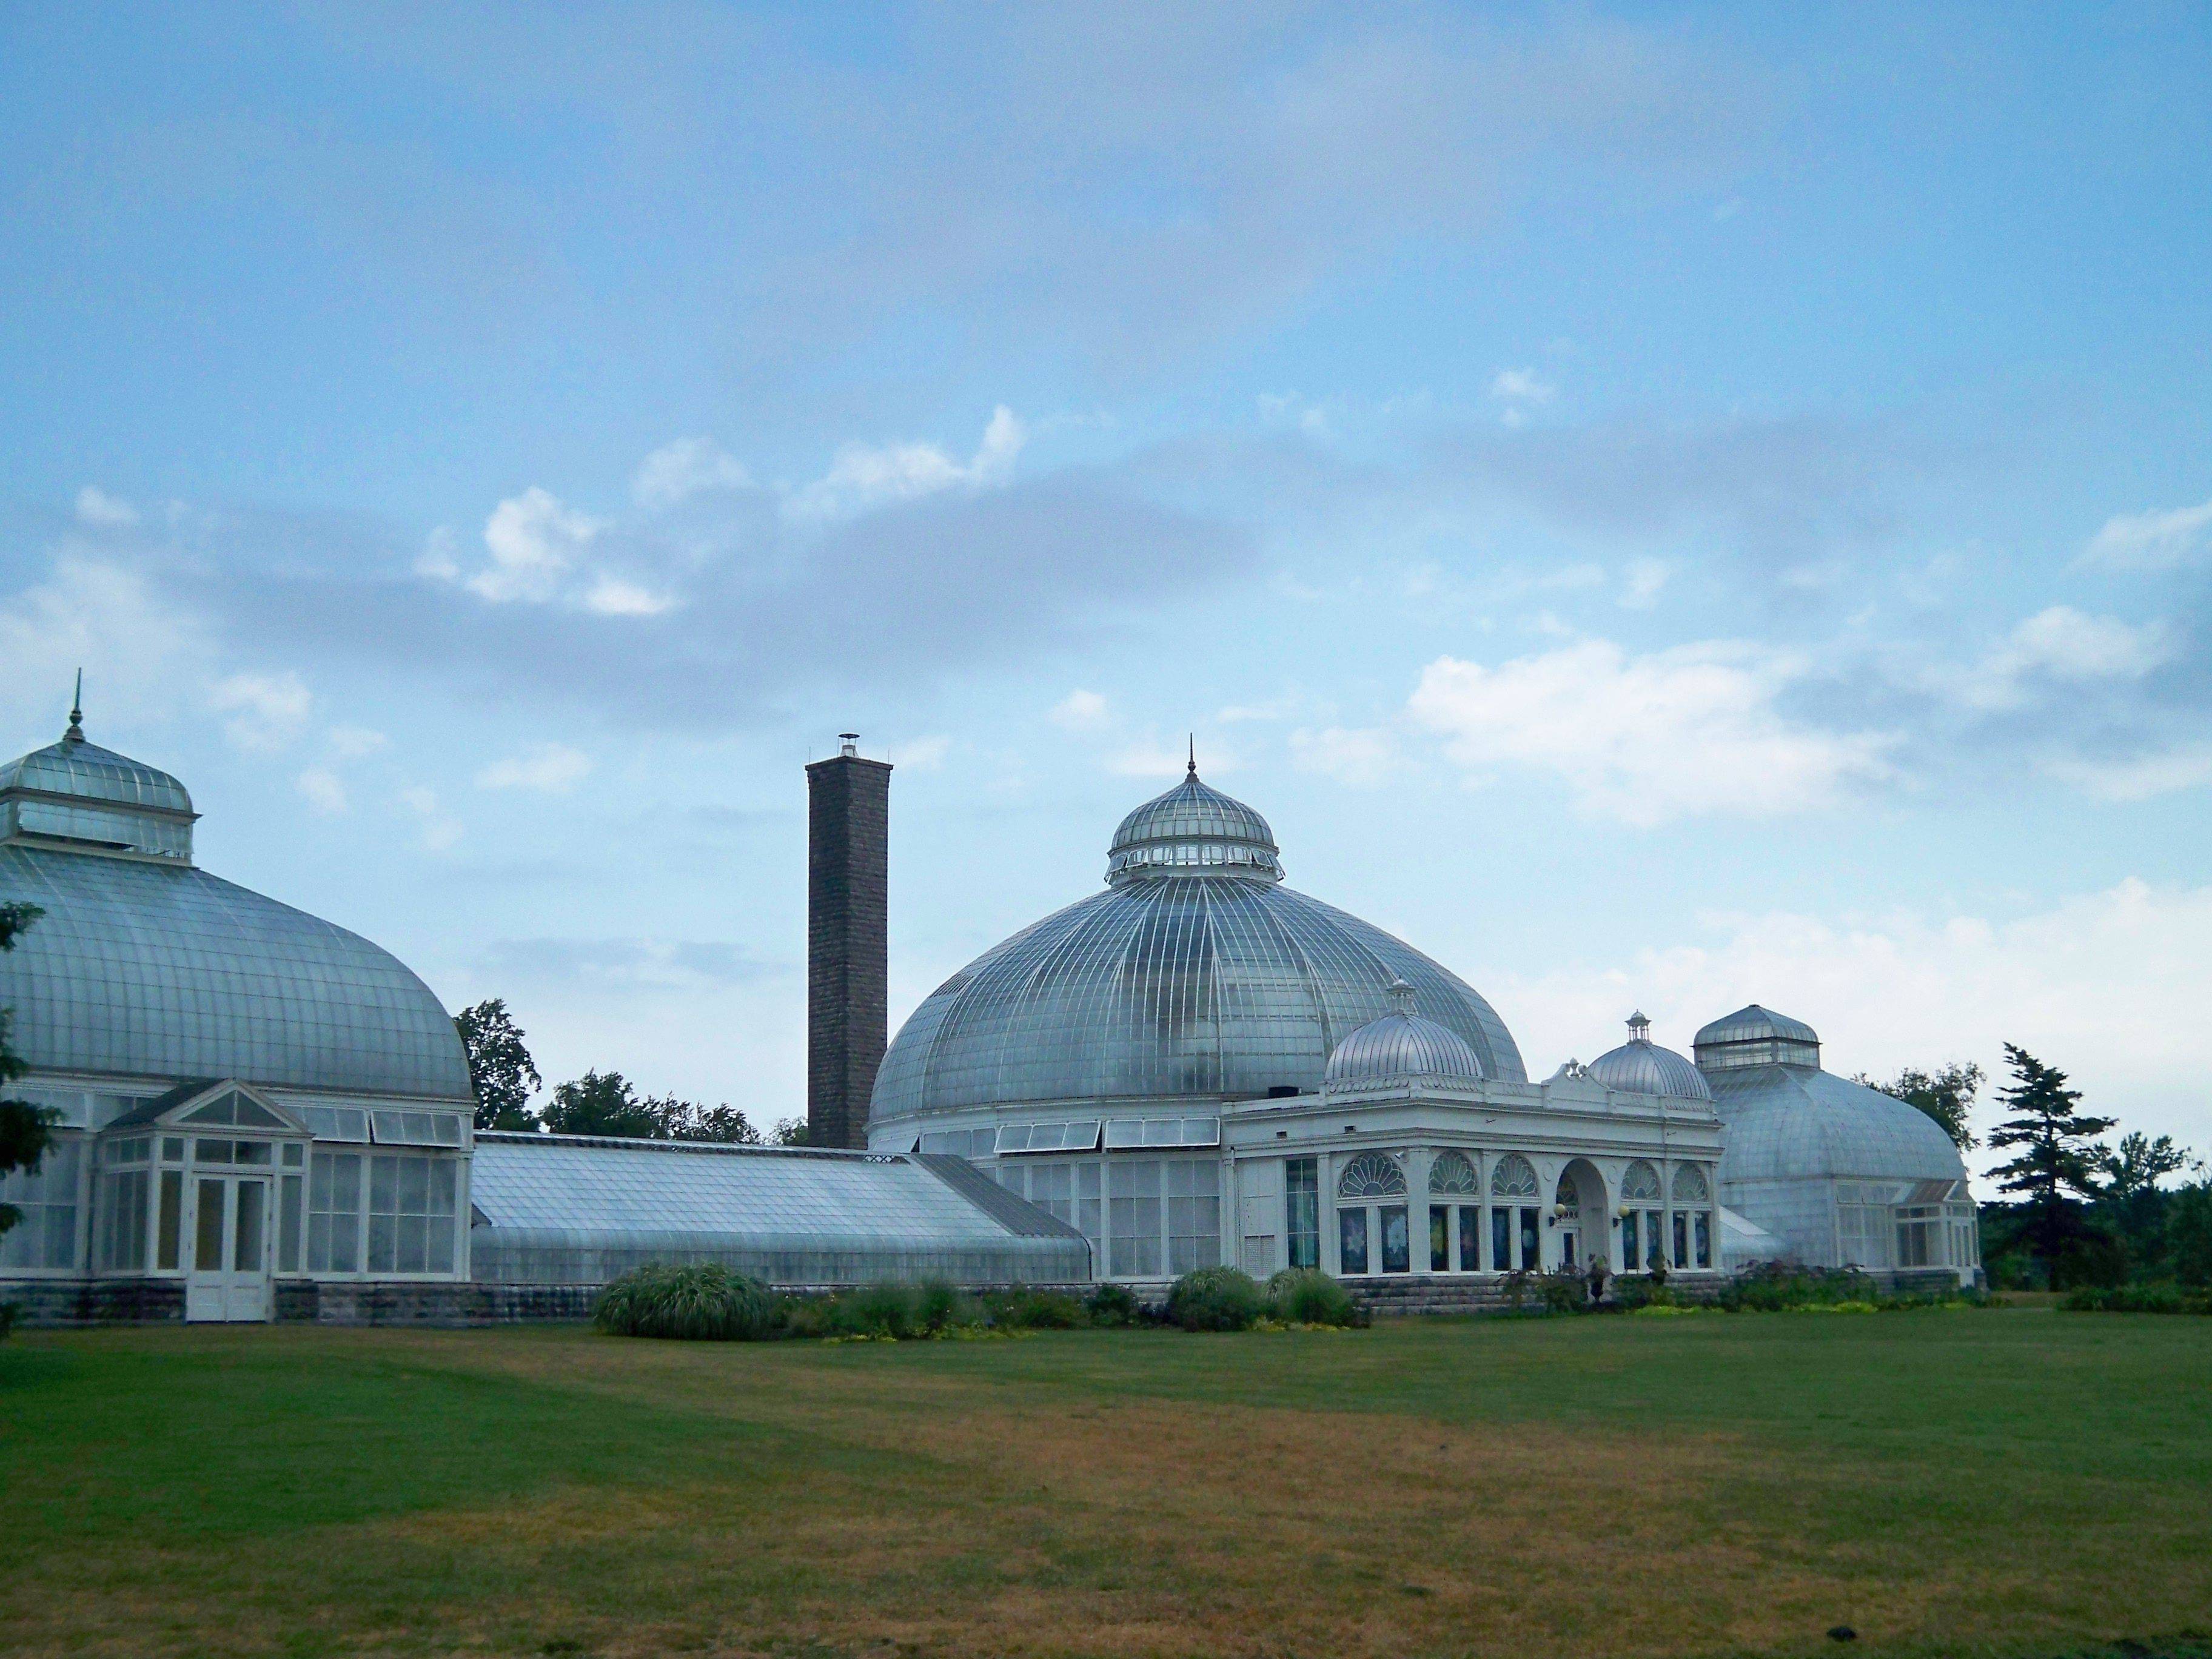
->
[65,669,85,743]
[1627,1010,1652,1042]
[1187,732,1196,776]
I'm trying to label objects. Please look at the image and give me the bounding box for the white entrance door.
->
[185,1175,272,1322]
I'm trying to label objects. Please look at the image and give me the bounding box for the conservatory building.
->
[1696,1005,1980,1288]
[869,765,1730,1291]
[0,703,480,1323]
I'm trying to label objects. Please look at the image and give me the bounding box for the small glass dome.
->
[1105,762,1283,886]
[1322,981,1486,1094]
[1694,1004,1821,1072]
[0,695,196,862]
[1588,1011,1712,1101]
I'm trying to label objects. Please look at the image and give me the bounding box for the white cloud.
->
[296,767,348,815]
[884,734,952,771]
[1290,725,1400,788]
[1109,736,1239,779]
[476,743,592,793]
[0,557,210,734]
[400,784,463,851]
[1050,689,1111,730]
[581,575,674,617]
[1496,877,2212,1159]
[789,406,1026,520]
[2046,744,2212,802]
[2083,497,2212,571]
[1490,367,1555,403]
[1940,606,2170,712]
[209,670,313,751]
[632,437,752,511]
[1490,368,1557,424]
[1618,557,1670,609]
[326,725,389,760]
[472,487,605,604]
[1409,638,1891,825]
[75,486,139,528]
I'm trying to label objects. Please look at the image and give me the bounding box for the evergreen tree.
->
[454,998,541,1130]
[1986,1044,2116,1284]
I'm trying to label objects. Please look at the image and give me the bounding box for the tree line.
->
[454,999,808,1147]
[1863,1045,2207,1290]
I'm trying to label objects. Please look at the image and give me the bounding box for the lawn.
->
[4,1309,2208,1659]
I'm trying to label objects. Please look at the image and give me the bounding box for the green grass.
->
[3,1309,2208,1658]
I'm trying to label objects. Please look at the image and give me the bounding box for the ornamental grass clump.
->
[594,1263,779,1341]
[1265,1267,1360,1327]
[1165,1265,1266,1331]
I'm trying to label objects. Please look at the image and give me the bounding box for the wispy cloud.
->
[632,437,752,511]
[1409,637,1891,824]
[477,743,593,793]
[75,486,139,528]
[2083,497,2212,571]
[787,406,1026,521]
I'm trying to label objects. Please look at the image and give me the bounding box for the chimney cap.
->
[839,732,859,756]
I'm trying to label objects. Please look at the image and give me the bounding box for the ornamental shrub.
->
[1165,1265,1266,1332]
[1265,1267,1359,1327]
[594,1263,778,1341]
[834,1281,923,1339]
[985,1289,1086,1330]
[1085,1282,1141,1327]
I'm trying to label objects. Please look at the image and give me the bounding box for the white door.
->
[185,1175,272,1322]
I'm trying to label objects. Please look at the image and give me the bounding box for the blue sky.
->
[4,4,2208,1165]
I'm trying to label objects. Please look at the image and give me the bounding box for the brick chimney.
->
[806,734,891,1150]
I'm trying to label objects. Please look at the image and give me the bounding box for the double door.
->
[185,1174,272,1322]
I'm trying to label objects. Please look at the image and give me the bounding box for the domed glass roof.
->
[1322,980,1485,1093]
[0,699,471,1101]
[1105,763,1284,886]
[1587,1012,1712,1101]
[872,773,1523,1121]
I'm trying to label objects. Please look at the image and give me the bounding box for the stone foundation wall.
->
[1344,1272,1732,1318]
[1,1278,184,1327]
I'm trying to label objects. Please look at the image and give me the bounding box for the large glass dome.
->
[870,767,1524,1123]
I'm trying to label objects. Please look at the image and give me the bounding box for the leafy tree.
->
[454,997,541,1130]
[540,1073,768,1144]
[541,1070,662,1138]
[1986,1044,2117,1286]
[2168,1182,2212,1289]
[1,903,53,1260]
[769,1118,809,1147]
[2103,1131,2190,1201]
[655,1099,763,1145]
[1860,1061,1983,1152]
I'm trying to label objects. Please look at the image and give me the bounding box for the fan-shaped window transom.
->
[1428,1150,1478,1195]
[1672,1164,1710,1204]
[1490,1153,1538,1198]
[1621,1160,1661,1202]
[1338,1151,1406,1199]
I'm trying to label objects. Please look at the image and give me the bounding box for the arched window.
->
[1553,1171,1579,1208]
[1672,1164,1710,1204]
[1338,1152,1407,1199]
[1489,1153,1538,1198]
[1621,1161,1661,1202]
[1428,1150,1479,1195]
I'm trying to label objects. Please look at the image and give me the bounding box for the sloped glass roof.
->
[468,1136,1093,1285]
[0,843,472,1101]
[1706,1064,1968,1185]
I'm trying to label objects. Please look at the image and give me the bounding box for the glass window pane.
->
[1458,1205,1480,1273]
[1491,1206,1510,1272]
[233,1182,266,1272]
[157,1171,183,1270]
[1380,1205,1410,1273]
[1339,1207,1369,1275]
[1520,1207,1540,1270]
[194,1179,226,1271]
[1430,1205,1450,1273]
[279,1175,303,1273]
